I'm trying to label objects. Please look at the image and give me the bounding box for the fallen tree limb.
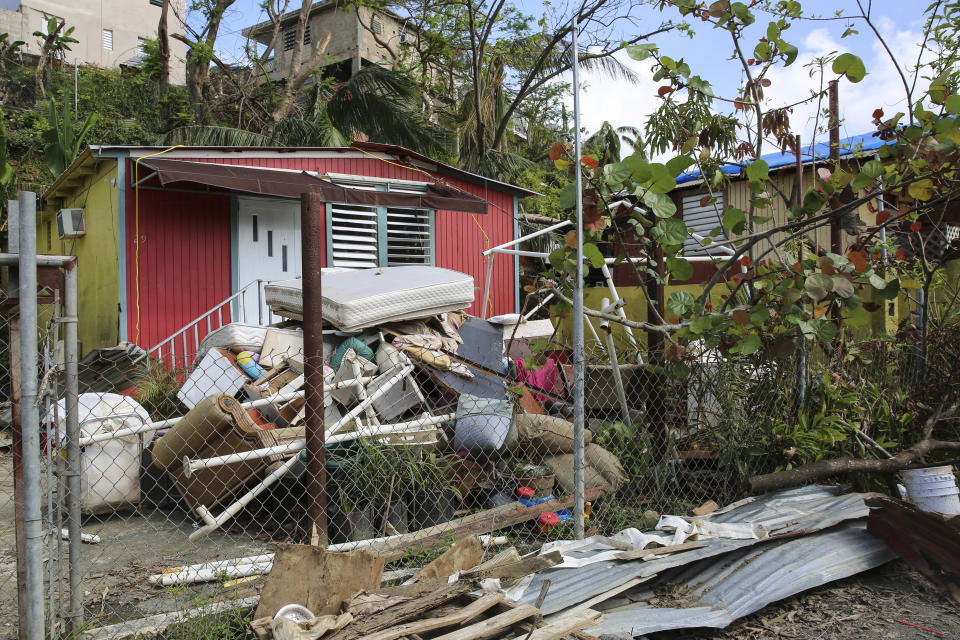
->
[749,401,960,493]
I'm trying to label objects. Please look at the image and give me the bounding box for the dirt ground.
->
[650,561,960,640]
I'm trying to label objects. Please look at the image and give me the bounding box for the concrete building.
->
[0,0,186,84]
[242,1,414,80]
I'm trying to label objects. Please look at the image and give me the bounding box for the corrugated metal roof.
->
[676,133,888,185]
[586,521,895,637]
[518,486,876,615]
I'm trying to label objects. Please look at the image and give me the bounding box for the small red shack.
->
[40,144,533,362]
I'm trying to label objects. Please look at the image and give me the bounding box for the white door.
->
[236,197,302,323]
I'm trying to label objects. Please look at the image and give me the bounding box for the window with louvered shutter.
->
[386,209,431,265]
[102,29,113,51]
[329,204,380,268]
[681,192,726,255]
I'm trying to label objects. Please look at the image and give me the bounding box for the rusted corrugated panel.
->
[124,178,231,358]
[588,521,894,637]
[180,156,518,317]
[867,495,960,604]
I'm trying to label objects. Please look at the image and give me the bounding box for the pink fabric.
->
[515,357,561,401]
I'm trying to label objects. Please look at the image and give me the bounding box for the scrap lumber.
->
[866,495,960,604]
[430,604,540,640]
[692,500,719,517]
[412,537,484,582]
[614,541,707,561]
[466,551,563,580]
[254,544,384,619]
[504,609,602,640]
[360,593,505,640]
[327,581,474,640]
[364,485,610,560]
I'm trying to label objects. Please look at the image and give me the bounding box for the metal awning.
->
[137,159,489,214]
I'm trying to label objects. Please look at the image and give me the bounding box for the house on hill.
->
[242,1,415,81]
[39,143,533,362]
[0,0,187,83]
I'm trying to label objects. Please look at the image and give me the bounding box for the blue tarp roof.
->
[675,132,887,185]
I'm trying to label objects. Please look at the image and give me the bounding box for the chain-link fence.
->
[3,247,954,638]
[14,298,810,637]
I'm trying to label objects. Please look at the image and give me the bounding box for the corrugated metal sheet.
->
[125,179,232,353]
[587,521,895,637]
[518,486,876,615]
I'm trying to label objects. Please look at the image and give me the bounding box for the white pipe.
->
[599,264,639,358]
[689,232,735,255]
[482,220,572,255]
[492,248,647,265]
[522,293,554,321]
[182,413,454,476]
[78,378,374,447]
[152,534,510,586]
[600,299,625,314]
[481,254,495,319]
[59,529,100,545]
[187,366,414,541]
[601,298,631,425]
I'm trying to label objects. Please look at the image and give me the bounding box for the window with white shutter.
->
[328,204,380,268]
[386,209,432,265]
[326,204,434,268]
[681,192,726,255]
[102,29,114,51]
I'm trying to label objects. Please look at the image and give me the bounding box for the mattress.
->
[264,266,475,331]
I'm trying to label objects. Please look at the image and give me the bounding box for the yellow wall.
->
[39,160,120,355]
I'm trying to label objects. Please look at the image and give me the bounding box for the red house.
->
[40,144,533,362]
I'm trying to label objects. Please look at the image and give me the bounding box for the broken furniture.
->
[45,392,154,514]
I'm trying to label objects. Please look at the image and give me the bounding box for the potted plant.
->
[402,451,463,529]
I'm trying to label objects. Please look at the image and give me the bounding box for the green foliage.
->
[0,106,12,186]
[42,88,98,177]
[133,360,185,421]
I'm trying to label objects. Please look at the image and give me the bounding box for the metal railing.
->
[147,279,269,370]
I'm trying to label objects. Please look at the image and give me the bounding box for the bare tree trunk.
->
[173,0,236,122]
[271,0,332,123]
[158,0,170,87]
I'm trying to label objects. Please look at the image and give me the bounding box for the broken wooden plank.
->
[430,604,540,640]
[505,609,602,640]
[366,485,610,560]
[614,541,706,561]
[254,545,384,619]
[361,593,505,640]
[867,495,960,605]
[466,551,563,581]
[328,581,474,640]
[692,500,720,517]
[412,537,484,582]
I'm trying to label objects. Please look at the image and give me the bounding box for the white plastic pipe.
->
[482,220,572,255]
[187,366,414,541]
[151,535,511,586]
[182,413,453,476]
[600,263,638,357]
[78,378,374,446]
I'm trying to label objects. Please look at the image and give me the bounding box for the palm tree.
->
[166,66,451,158]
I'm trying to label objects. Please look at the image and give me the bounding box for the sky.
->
[203,0,930,148]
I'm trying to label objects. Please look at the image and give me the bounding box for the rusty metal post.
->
[828,79,841,256]
[301,193,328,543]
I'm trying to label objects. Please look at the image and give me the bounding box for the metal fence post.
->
[63,260,82,634]
[570,15,586,541]
[301,193,328,543]
[18,190,45,640]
